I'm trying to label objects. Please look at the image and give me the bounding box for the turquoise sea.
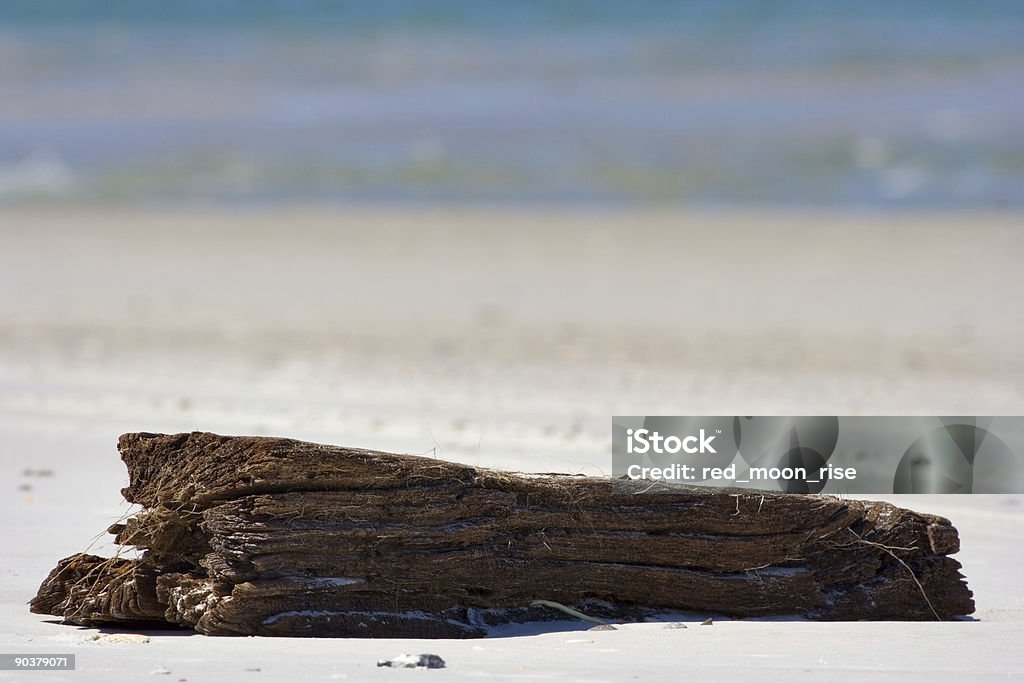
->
[2,1,1023,207]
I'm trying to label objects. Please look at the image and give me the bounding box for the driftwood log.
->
[32,432,974,637]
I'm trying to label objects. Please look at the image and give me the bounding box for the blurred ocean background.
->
[1,0,1023,207]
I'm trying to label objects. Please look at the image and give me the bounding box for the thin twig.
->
[847,529,940,621]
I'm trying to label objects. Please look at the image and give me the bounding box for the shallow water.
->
[2,1,1023,207]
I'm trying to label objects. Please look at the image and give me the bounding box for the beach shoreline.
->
[2,206,1023,680]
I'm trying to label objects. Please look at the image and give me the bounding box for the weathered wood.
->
[32,431,974,637]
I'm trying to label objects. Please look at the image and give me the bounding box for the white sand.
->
[1,207,1023,680]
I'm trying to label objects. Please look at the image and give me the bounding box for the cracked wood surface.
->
[31,432,974,637]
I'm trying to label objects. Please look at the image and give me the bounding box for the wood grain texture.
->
[32,432,974,637]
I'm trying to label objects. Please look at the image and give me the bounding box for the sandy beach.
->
[4,3,1024,678]
[1,207,1022,680]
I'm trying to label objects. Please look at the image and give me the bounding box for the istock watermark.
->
[625,428,718,454]
[612,416,1024,494]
